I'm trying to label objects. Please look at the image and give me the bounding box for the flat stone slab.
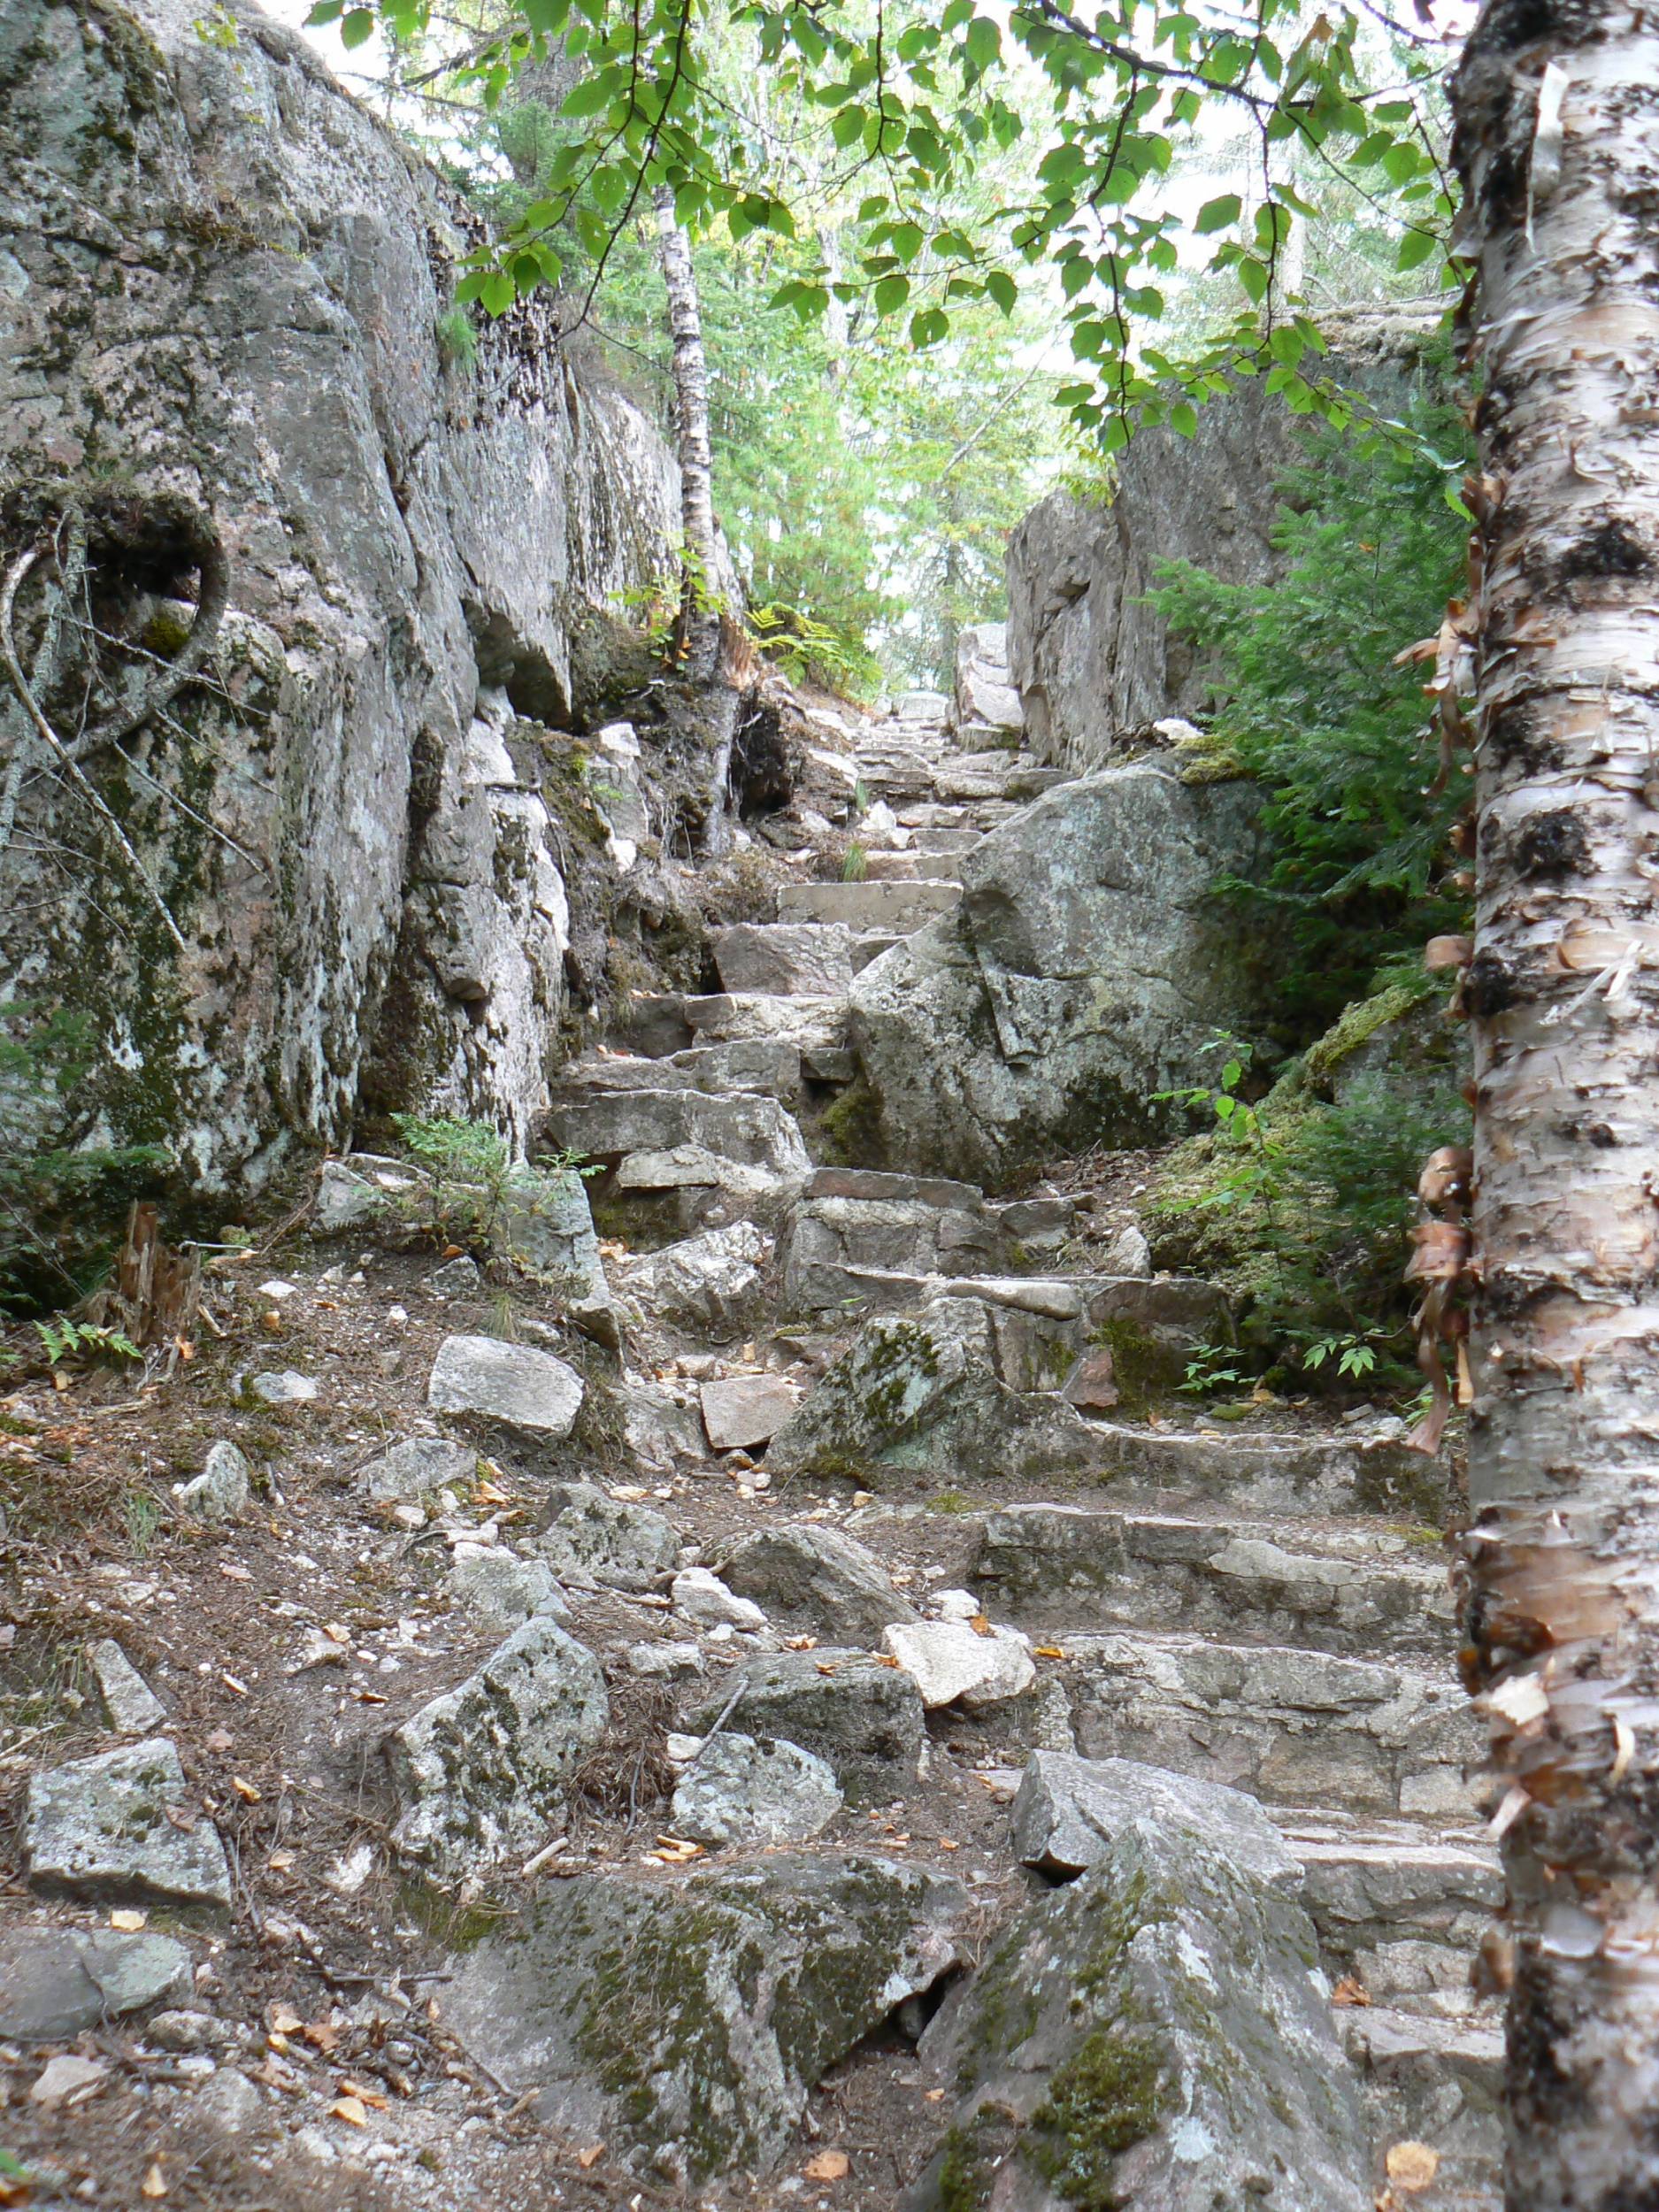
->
[1062,1631,1481,1820]
[357,1436,477,1504]
[680,993,847,1050]
[545,1088,811,1176]
[0,1928,193,2040]
[972,1503,1455,1656]
[804,1166,985,1210]
[700,1374,797,1453]
[777,879,961,930]
[25,1740,232,1914]
[427,1333,584,1440]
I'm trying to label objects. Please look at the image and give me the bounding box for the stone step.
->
[1085,1422,1451,1523]
[895,802,971,830]
[562,1040,802,1102]
[679,994,849,1054]
[711,922,856,996]
[1271,1809,1502,1990]
[1342,2005,1502,2209]
[1058,1630,1480,1821]
[777,879,961,931]
[544,1087,811,1179]
[910,826,982,856]
[973,1502,1454,1657]
[858,850,925,881]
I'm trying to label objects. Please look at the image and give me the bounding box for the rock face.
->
[387,1618,609,1876]
[534,1479,680,1591]
[444,1854,966,2178]
[1004,324,1439,774]
[849,764,1266,1182]
[909,1811,1370,2212]
[0,0,685,1190]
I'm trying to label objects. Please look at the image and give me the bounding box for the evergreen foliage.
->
[1148,354,1474,1034]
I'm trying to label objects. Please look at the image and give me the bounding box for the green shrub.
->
[0,1003,169,1315]
[1148,355,1474,1037]
[1149,989,1468,1383]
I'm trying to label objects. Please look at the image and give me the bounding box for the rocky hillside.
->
[1,659,1495,2212]
[0,0,724,1194]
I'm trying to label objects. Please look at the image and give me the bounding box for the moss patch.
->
[1086,1318,1187,1419]
[1025,2031,1174,2208]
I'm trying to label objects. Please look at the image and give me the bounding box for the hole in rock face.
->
[728,695,795,818]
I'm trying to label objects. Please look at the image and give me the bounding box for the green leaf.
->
[873,273,910,315]
[1170,402,1198,438]
[479,270,517,318]
[965,14,1001,68]
[1396,227,1440,273]
[1194,193,1241,234]
[985,269,1017,315]
[340,8,374,47]
[559,72,619,119]
[910,306,949,348]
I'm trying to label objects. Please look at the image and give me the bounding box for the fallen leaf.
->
[336,2077,388,2110]
[577,2146,605,2170]
[816,1661,841,1676]
[936,1837,960,1851]
[268,1849,296,1871]
[1331,1976,1371,2008]
[784,1634,818,1651]
[874,1652,902,1669]
[206,1727,234,1752]
[164,1804,198,1832]
[803,2152,849,2181]
[302,2022,342,2055]
[110,1908,148,1932]
[221,1671,249,1695]
[141,2162,167,2199]
[924,2088,946,2103]
[328,2095,368,2127]
[270,2005,304,2035]
[321,1622,351,1645]
[352,1687,389,1705]
[969,1613,993,1636]
[1385,2143,1440,2193]
[1033,1646,1066,1661]
[231,1777,262,1803]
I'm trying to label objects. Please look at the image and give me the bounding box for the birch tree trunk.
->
[1453,11,1659,2202]
[653,183,718,662]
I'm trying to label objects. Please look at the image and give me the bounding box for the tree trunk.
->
[653,183,718,658]
[1454,10,1659,2202]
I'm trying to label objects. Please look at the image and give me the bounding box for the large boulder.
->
[849,764,1266,1184]
[1010,1750,1302,1888]
[0,0,687,1189]
[668,1734,843,1845]
[444,1853,966,2179]
[907,1807,1369,2210]
[534,1479,680,1591]
[612,1220,770,1343]
[387,1618,609,1877]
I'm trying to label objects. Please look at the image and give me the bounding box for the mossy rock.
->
[441,1853,967,2181]
[910,1814,1369,2211]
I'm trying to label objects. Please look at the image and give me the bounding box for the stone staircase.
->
[539,686,1501,2204]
